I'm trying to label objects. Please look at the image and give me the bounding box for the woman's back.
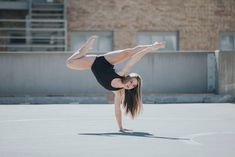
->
[91,56,123,91]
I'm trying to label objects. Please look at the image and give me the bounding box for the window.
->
[71,31,113,53]
[220,32,235,51]
[137,32,179,51]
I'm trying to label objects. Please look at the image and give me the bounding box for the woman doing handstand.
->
[66,36,165,132]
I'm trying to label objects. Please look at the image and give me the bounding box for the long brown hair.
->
[121,73,143,119]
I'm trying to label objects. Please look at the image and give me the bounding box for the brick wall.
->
[68,0,235,51]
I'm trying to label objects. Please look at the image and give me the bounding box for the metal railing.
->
[0,0,67,52]
[63,0,67,51]
[0,19,66,51]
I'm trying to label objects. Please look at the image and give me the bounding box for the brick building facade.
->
[68,0,235,51]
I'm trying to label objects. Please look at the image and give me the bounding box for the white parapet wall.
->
[0,51,216,97]
[218,51,235,97]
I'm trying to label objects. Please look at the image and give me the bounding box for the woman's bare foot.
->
[76,35,98,56]
[67,35,98,61]
[151,41,165,50]
[142,41,165,53]
[84,35,98,51]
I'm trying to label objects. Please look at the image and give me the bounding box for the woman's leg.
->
[66,36,97,70]
[104,45,151,65]
[66,55,97,70]
[67,36,97,61]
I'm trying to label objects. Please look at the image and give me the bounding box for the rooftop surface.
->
[0,103,235,157]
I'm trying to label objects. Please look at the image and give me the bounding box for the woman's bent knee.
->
[66,59,83,70]
[66,60,74,69]
[66,57,95,70]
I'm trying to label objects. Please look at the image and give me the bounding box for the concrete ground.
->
[0,103,235,157]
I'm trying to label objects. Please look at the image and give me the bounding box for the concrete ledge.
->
[0,94,234,104]
[0,96,108,104]
[143,94,235,104]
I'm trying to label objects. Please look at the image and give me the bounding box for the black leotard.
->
[91,56,124,91]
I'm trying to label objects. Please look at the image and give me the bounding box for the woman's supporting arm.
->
[114,92,123,130]
[114,91,133,132]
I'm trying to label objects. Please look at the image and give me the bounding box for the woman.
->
[66,36,165,132]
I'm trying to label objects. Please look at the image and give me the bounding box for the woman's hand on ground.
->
[119,128,133,132]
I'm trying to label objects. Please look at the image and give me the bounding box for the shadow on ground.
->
[79,131,189,141]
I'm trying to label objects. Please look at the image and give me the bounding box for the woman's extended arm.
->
[119,42,165,75]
